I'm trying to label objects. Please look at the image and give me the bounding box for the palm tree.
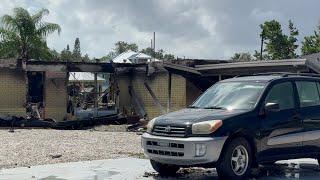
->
[0,7,61,59]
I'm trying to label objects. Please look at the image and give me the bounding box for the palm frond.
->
[0,7,61,59]
[37,22,61,37]
[0,28,20,41]
[32,8,49,25]
[1,15,19,32]
[13,7,30,18]
[13,7,33,28]
[0,28,21,58]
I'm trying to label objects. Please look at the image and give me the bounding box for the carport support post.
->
[167,72,172,113]
[94,73,98,116]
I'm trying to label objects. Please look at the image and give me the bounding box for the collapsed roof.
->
[69,72,105,82]
[112,50,160,64]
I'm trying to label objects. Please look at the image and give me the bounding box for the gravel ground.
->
[90,124,129,132]
[0,129,143,169]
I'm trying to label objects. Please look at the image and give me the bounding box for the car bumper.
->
[141,133,228,166]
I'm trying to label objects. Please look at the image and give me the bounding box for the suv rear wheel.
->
[217,137,253,180]
[318,158,320,166]
[150,160,180,176]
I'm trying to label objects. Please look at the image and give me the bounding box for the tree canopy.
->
[114,41,138,54]
[259,20,299,60]
[72,37,81,61]
[0,7,61,60]
[140,47,175,60]
[301,25,320,55]
[60,44,72,61]
[60,38,91,62]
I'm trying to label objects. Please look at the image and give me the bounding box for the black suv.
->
[142,73,320,179]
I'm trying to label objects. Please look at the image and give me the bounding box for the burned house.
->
[117,63,189,119]
[2,55,320,126]
[0,59,115,124]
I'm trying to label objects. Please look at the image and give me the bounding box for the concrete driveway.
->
[0,158,320,180]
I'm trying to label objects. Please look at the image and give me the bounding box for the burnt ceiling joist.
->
[26,61,115,73]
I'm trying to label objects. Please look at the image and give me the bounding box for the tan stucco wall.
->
[118,72,187,119]
[44,74,67,121]
[186,80,202,106]
[0,69,26,117]
[118,74,132,114]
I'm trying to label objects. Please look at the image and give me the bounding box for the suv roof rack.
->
[253,72,320,78]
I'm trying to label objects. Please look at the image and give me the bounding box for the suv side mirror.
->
[265,102,280,112]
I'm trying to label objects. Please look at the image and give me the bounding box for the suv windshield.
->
[191,81,266,110]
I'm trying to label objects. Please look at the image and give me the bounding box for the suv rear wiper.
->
[203,106,227,110]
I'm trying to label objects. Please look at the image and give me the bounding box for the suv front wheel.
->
[150,160,180,176]
[216,137,253,180]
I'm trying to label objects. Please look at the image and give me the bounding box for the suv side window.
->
[296,81,320,107]
[265,82,295,110]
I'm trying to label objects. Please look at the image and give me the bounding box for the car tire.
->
[318,158,320,166]
[150,160,180,176]
[216,137,253,180]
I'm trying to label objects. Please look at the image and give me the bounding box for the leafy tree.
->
[231,52,253,61]
[60,44,72,61]
[140,47,175,60]
[301,25,320,55]
[114,41,138,54]
[50,49,60,60]
[259,20,299,60]
[287,20,299,58]
[101,51,117,62]
[82,53,90,62]
[253,50,270,60]
[0,7,61,59]
[140,47,154,57]
[72,37,81,61]
[163,53,175,60]
[100,41,138,62]
[155,49,165,59]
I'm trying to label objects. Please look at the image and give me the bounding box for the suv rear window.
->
[265,82,295,110]
[295,81,320,107]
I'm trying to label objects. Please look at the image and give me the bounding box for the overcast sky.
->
[1,0,320,59]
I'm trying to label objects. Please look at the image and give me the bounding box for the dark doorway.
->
[27,72,44,103]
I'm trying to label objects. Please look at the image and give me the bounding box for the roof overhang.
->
[26,61,115,73]
[0,59,24,70]
[164,59,314,77]
[163,62,201,77]
[197,59,308,76]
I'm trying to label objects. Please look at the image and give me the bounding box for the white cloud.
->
[1,0,320,59]
[251,8,284,22]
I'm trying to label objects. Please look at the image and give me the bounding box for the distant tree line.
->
[60,38,90,62]
[232,19,320,61]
